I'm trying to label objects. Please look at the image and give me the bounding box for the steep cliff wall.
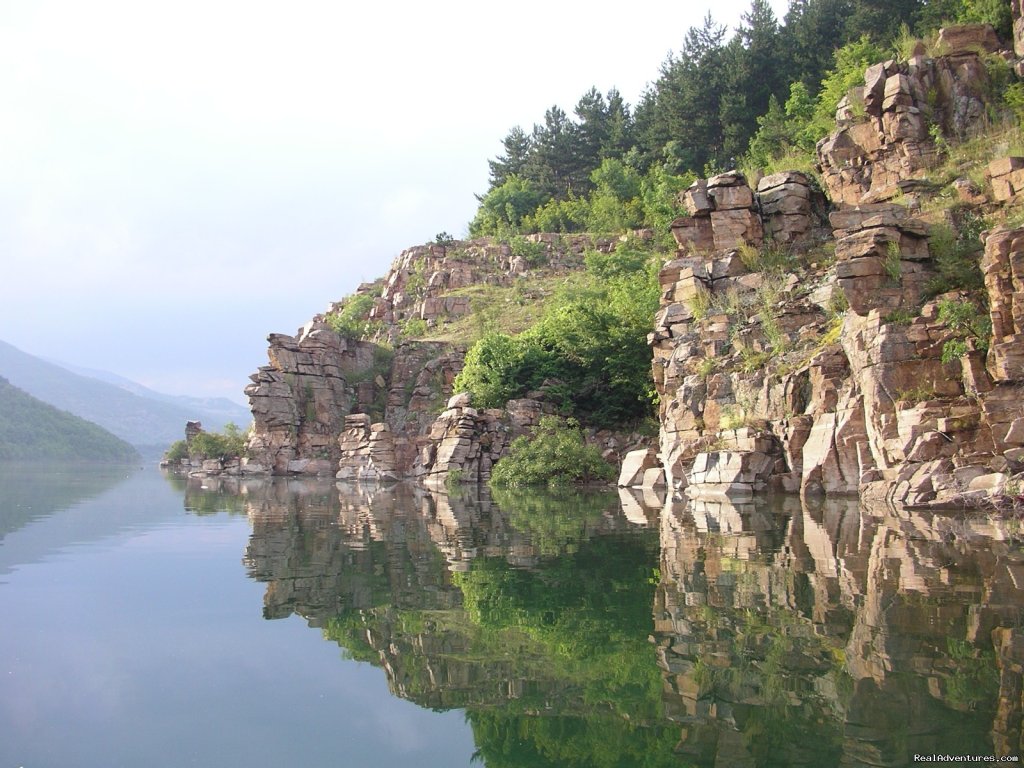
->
[652,30,1024,508]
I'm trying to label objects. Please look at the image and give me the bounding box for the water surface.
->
[1,467,1021,767]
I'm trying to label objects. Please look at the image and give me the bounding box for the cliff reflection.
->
[658,496,1023,766]
[175,475,1024,767]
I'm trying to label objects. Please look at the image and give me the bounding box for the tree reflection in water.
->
[175,474,1024,767]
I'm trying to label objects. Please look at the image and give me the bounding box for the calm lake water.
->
[0,465,1021,767]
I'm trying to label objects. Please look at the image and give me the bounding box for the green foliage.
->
[509,236,549,267]
[434,231,455,246]
[399,317,428,339]
[521,195,589,233]
[883,308,917,325]
[470,176,546,237]
[451,332,525,409]
[165,439,188,463]
[738,242,799,275]
[926,216,986,295]
[445,468,465,490]
[326,293,377,338]
[181,422,248,461]
[490,417,614,489]
[895,383,938,404]
[582,242,649,280]
[0,376,140,463]
[884,241,903,284]
[743,37,885,175]
[454,243,660,427]
[937,298,991,363]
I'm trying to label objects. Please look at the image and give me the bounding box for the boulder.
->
[618,447,663,488]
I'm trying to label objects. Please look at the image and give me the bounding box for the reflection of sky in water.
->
[0,468,475,768]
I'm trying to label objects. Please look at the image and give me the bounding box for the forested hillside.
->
[0,376,141,463]
[470,0,1015,238]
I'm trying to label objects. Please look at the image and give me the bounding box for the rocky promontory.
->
[168,22,1024,514]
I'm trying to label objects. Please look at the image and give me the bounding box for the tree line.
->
[469,0,1014,238]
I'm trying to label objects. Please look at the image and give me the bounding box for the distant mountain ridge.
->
[0,376,140,463]
[47,359,249,424]
[0,339,250,451]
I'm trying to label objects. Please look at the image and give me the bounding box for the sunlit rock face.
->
[816,34,996,206]
[655,494,1024,764]
[652,38,1024,506]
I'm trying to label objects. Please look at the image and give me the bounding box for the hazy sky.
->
[0,0,788,406]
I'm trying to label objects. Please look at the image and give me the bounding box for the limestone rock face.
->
[672,170,825,255]
[990,157,1024,203]
[618,447,665,489]
[756,171,824,244]
[817,39,993,205]
[336,414,400,482]
[935,23,1001,54]
[983,227,1024,382]
[413,397,549,488]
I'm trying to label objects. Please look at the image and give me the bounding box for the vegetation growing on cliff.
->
[470,0,1018,237]
[453,240,660,428]
[164,422,247,463]
[489,417,615,489]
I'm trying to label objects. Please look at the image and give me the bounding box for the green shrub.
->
[400,317,428,339]
[177,422,248,461]
[926,217,986,296]
[165,439,188,463]
[452,332,526,409]
[938,298,991,362]
[326,293,377,338]
[509,236,549,267]
[489,416,614,489]
[453,252,660,428]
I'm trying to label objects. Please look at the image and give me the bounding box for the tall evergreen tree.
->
[783,0,854,93]
[523,106,584,199]
[487,126,533,189]
[648,13,730,173]
[845,0,921,41]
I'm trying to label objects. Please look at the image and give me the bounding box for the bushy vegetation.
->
[489,417,615,489]
[453,241,660,427]
[326,291,379,338]
[164,422,248,463]
[937,297,992,362]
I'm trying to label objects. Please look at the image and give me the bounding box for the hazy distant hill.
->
[0,376,140,463]
[0,339,249,450]
[49,359,250,427]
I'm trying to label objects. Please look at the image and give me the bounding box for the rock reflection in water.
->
[658,495,1024,766]
[175,474,1024,766]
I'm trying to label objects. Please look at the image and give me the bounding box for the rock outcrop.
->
[244,320,375,473]
[672,170,825,254]
[817,41,995,204]
[650,27,1024,507]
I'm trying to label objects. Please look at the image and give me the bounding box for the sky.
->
[0,0,789,406]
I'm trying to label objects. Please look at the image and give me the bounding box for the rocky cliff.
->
[650,26,1024,509]
[210,22,1024,513]
[239,233,644,484]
